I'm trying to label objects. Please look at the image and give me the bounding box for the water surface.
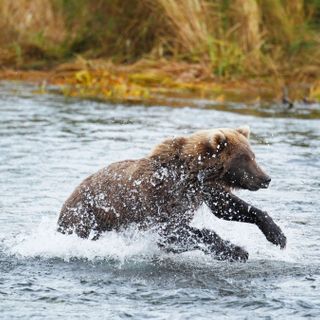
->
[0,82,319,319]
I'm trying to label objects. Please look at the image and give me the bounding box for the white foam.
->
[2,206,298,263]
[3,217,161,263]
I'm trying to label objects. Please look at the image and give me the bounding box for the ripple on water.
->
[0,82,319,319]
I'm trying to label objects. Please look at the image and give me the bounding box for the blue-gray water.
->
[0,82,319,319]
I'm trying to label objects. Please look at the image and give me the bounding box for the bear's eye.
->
[240,151,255,161]
[240,154,253,162]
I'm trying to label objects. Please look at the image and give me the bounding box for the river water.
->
[0,82,319,319]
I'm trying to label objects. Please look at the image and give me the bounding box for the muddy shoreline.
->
[1,61,319,106]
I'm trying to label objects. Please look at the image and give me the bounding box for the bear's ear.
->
[150,136,186,161]
[236,125,250,139]
[210,131,227,155]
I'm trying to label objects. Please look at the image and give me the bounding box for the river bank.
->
[1,1,319,105]
[1,59,319,107]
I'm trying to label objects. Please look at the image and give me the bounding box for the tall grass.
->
[0,0,319,79]
[0,0,66,64]
[233,0,261,53]
[156,0,213,57]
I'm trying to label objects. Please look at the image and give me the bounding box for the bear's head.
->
[150,126,271,192]
[181,126,271,191]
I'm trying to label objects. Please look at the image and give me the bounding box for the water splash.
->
[3,217,160,262]
[2,206,297,264]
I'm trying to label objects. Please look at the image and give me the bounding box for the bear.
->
[57,126,286,261]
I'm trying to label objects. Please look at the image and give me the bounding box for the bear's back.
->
[57,158,159,237]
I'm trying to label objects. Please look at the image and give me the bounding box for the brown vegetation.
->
[0,0,319,101]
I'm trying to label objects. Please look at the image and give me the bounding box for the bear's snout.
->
[259,175,271,188]
[247,174,271,191]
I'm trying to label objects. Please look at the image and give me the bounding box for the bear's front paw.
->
[216,245,249,262]
[258,216,286,249]
[265,227,286,249]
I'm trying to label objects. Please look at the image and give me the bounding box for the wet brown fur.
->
[57,127,259,239]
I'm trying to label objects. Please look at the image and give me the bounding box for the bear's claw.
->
[215,245,249,262]
[266,228,287,249]
[258,216,287,249]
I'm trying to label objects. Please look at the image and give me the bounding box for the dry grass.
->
[1,0,65,42]
[0,0,66,65]
[232,0,261,53]
[0,0,319,81]
[155,0,213,56]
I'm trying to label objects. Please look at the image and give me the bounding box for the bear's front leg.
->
[158,225,248,262]
[203,188,287,248]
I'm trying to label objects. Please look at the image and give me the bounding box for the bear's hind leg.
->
[57,206,97,239]
[158,225,248,262]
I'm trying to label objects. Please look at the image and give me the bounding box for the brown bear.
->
[57,126,286,261]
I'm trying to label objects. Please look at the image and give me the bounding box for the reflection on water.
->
[0,82,319,319]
